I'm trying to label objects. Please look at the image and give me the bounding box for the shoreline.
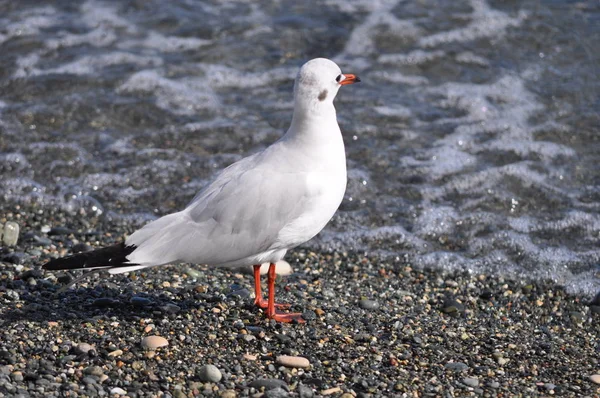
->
[0,207,599,397]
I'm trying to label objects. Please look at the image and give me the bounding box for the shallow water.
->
[0,0,598,295]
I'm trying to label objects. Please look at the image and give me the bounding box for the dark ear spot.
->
[318,89,328,101]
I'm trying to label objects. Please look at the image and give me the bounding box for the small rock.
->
[75,343,94,354]
[320,387,342,395]
[141,336,168,350]
[108,349,123,357]
[84,366,104,377]
[590,374,600,385]
[488,381,500,389]
[220,390,237,398]
[359,299,379,310]
[110,387,128,395]
[11,372,24,382]
[130,297,153,307]
[249,379,289,391]
[442,298,465,314]
[197,364,222,383]
[445,362,469,372]
[92,298,119,308]
[497,357,510,366]
[3,222,20,246]
[264,388,289,398]
[160,303,181,314]
[297,384,314,398]
[72,243,92,253]
[462,377,479,387]
[48,227,75,236]
[276,355,310,369]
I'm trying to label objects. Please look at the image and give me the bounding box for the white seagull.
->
[44,58,360,322]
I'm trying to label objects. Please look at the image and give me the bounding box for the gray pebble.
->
[359,299,379,310]
[297,384,314,398]
[264,387,289,398]
[160,303,181,314]
[75,343,94,354]
[462,377,479,387]
[488,381,500,389]
[444,362,469,372]
[6,290,20,301]
[196,364,222,383]
[84,366,104,377]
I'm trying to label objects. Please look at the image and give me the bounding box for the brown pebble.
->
[315,308,325,316]
[141,335,168,349]
[108,349,123,357]
[321,387,342,395]
[276,355,310,369]
[243,354,257,361]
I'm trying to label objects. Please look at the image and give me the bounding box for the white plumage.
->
[122,58,354,273]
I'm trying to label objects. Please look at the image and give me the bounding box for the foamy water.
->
[1,0,599,295]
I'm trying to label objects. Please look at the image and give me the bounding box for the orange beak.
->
[340,74,361,85]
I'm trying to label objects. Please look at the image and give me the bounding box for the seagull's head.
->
[293,58,360,114]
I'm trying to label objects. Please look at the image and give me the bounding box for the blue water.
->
[0,0,599,295]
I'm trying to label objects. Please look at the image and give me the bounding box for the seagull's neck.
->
[287,102,339,142]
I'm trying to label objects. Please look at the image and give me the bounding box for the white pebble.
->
[110,387,128,395]
[3,222,19,246]
[590,374,600,385]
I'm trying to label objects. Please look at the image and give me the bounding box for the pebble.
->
[110,387,128,395]
[75,343,94,354]
[249,379,289,391]
[197,364,222,382]
[276,355,310,369]
[441,298,465,314]
[131,297,153,307]
[320,387,342,395]
[3,222,20,246]
[141,336,168,350]
[297,384,314,398]
[462,377,479,387]
[221,390,237,398]
[108,349,123,357]
[264,388,289,398]
[590,374,600,385]
[359,299,379,310]
[445,362,469,372]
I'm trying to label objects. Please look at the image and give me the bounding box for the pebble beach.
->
[1,205,599,397]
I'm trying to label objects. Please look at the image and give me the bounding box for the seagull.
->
[43,58,360,322]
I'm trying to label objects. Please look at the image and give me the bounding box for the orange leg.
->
[252,264,304,323]
[266,263,305,323]
[253,264,290,309]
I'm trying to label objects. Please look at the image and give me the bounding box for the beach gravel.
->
[0,208,599,396]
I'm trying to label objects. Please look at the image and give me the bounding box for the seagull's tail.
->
[43,243,138,272]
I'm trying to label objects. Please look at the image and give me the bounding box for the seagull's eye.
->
[336,75,342,83]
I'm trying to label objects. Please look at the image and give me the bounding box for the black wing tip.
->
[42,242,137,271]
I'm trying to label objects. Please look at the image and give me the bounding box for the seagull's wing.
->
[126,151,311,266]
